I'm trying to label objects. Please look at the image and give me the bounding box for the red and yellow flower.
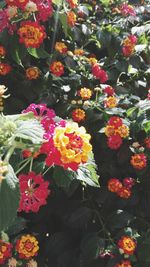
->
[0,240,12,264]
[67,0,78,9]
[49,61,64,76]
[117,124,129,138]
[74,48,84,56]
[108,178,122,193]
[16,235,39,259]
[18,21,46,48]
[0,63,12,75]
[55,42,68,54]
[122,35,137,57]
[118,236,136,255]
[79,87,92,100]
[130,153,147,170]
[117,186,131,199]
[104,96,118,108]
[72,108,86,122]
[25,67,40,80]
[67,11,77,27]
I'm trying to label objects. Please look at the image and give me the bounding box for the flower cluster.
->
[115,260,132,267]
[130,153,147,170]
[78,87,92,100]
[67,11,77,27]
[144,137,150,149]
[49,61,64,76]
[122,35,137,57]
[104,116,129,150]
[0,63,12,76]
[72,108,85,122]
[0,46,6,58]
[118,236,136,255]
[108,177,135,199]
[18,171,50,213]
[119,3,136,17]
[16,234,39,259]
[25,67,40,80]
[55,42,68,54]
[92,63,108,83]
[67,0,78,9]
[18,21,46,48]
[0,239,12,264]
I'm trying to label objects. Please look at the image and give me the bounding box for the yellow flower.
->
[117,124,129,138]
[105,96,118,108]
[74,49,84,56]
[79,87,92,100]
[16,235,39,259]
[55,42,68,54]
[104,125,116,137]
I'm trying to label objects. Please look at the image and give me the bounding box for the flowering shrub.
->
[0,0,150,266]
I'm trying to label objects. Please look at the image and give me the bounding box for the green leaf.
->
[0,166,19,231]
[59,13,68,37]
[108,210,134,230]
[52,0,62,5]
[143,121,150,134]
[27,47,50,59]
[53,166,76,190]
[138,234,150,262]
[126,107,138,119]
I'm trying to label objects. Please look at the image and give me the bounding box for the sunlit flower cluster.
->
[105,116,129,150]
[55,42,68,54]
[104,96,118,108]
[78,87,92,100]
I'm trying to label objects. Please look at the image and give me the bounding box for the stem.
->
[29,157,33,172]
[15,159,30,175]
[4,146,15,163]
[42,166,52,176]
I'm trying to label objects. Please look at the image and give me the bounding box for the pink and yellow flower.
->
[16,235,39,259]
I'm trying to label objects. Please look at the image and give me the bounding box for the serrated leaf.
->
[53,166,76,190]
[5,164,18,189]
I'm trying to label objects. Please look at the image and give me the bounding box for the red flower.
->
[50,61,64,76]
[98,69,108,83]
[130,153,147,170]
[123,177,135,189]
[144,137,150,149]
[117,186,131,199]
[92,64,108,83]
[115,260,132,267]
[107,116,123,128]
[18,172,50,213]
[0,10,9,33]
[119,3,136,17]
[107,134,122,150]
[0,240,12,264]
[108,178,122,193]
[104,86,115,96]
[118,236,136,255]
[0,63,12,75]
[72,108,86,122]
[36,0,53,22]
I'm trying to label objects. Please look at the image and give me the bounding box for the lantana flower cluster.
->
[108,177,135,199]
[104,116,129,150]
[122,35,137,57]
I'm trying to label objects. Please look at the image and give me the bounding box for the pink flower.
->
[119,3,136,17]
[35,0,53,22]
[107,134,123,150]
[92,64,108,83]
[0,10,9,33]
[18,172,50,212]
[104,86,115,96]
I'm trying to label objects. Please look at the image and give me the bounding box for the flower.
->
[144,137,150,149]
[18,172,50,213]
[50,61,64,76]
[72,108,86,122]
[25,1,38,13]
[104,125,116,137]
[18,21,46,48]
[67,11,76,27]
[27,259,38,267]
[55,42,68,54]
[122,35,137,57]
[104,96,118,108]
[0,10,9,33]
[0,240,12,264]
[22,149,40,159]
[8,257,18,267]
[117,124,129,138]
[123,177,135,189]
[74,49,84,56]
[79,87,92,100]
[117,186,131,199]
[25,67,40,80]
[107,134,123,150]
[0,63,12,75]
[130,153,147,170]
[115,260,132,267]
[92,63,108,83]
[16,235,39,259]
[67,0,78,8]
[108,178,122,193]
[0,46,6,57]
[119,3,136,17]
[6,5,18,19]
[107,116,123,129]
[45,122,92,171]
[118,236,136,255]
[35,0,53,22]
[104,86,115,96]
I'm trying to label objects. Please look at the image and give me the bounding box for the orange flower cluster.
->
[25,66,40,80]
[0,46,6,58]
[0,63,12,75]
[108,177,135,199]
[130,153,147,170]
[55,42,68,54]
[118,236,136,255]
[144,137,150,149]
[16,234,39,259]
[104,96,118,108]
[74,49,85,56]
[67,11,77,27]
[49,61,64,76]
[18,21,46,48]
[79,87,92,100]
[0,239,12,264]
[115,260,132,267]
[122,35,137,57]
[72,108,85,122]
[105,116,129,150]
